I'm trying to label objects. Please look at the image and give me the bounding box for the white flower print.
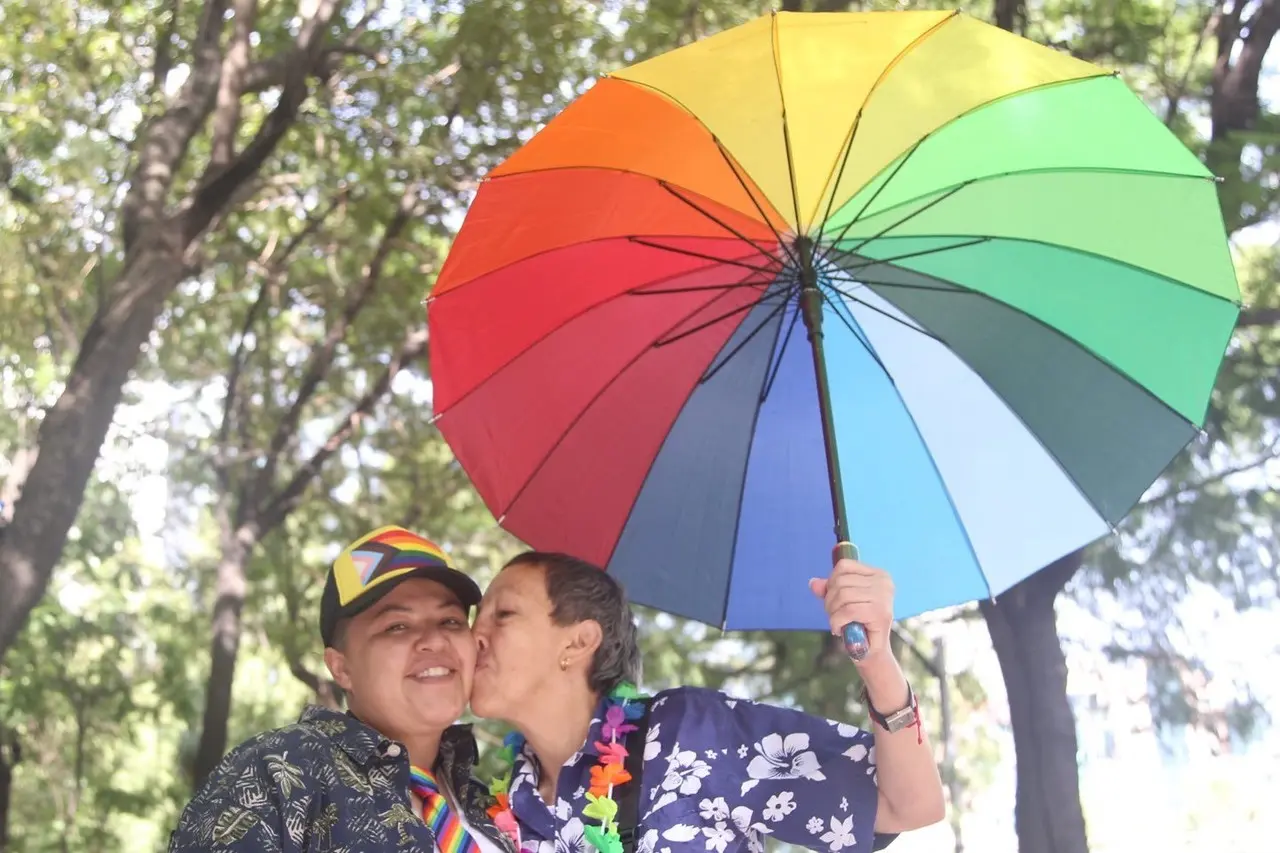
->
[704,750,718,759]
[842,743,868,763]
[806,817,825,835]
[699,797,729,821]
[703,822,735,853]
[637,829,659,853]
[730,806,773,853]
[662,825,700,842]
[763,792,797,822]
[736,745,748,759]
[555,819,589,853]
[662,748,712,795]
[724,699,738,709]
[840,796,848,812]
[554,798,574,820]
[820,816,856,852]
[828,719,860,737]
[574,786,586,799]
[747,733,826,781]
[645,723,663,761]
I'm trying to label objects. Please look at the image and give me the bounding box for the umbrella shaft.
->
[797,258,852,545]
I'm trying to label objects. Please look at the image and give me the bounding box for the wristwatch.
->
[863,684,918,733]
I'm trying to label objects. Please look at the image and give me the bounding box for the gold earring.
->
[559,657,569,671]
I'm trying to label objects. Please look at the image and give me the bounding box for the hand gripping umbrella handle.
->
[833,542,870,661]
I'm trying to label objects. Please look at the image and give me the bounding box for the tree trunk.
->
[0,237,185,665]
[192,518,260,788]
[0,729,17,853]
[980,551,1086,853]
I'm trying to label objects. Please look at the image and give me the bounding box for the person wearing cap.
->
[168,526,515,853]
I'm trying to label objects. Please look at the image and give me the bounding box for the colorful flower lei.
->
[488,682,648,853]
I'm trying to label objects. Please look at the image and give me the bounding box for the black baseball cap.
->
[319,525,481,647]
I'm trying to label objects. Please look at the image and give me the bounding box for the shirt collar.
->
[296,705,476,771]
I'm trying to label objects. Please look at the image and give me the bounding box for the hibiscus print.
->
[554,818,589,853]
[645,723,663,761]
[730,806,773,853]
[662,748,712,795]
[762,792,797,822]
[699,798,729,821]
[637,829,659,853]
[747,733,826,781]
[820,816,856,851]
[702,822,735,853]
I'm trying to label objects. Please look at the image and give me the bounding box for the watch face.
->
[884,708,917,733]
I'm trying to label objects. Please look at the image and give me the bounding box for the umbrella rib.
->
[658,181,784,262]
[812,11,960,233]
[712,136,800,267]
[822,281,944,346]
[813,137,927,269]
[825,268,1204,435]
[770,12,805,232]
[760,302,800,404]
[430,261,763,423]
[824,262,1200,530]
[628,237,782,275]
[654,281,786,348]
[636,280,780,296]
[715,281,791,630]
[699,287,796,385]
[816,290,996,604]
[495,285,755,521]
[835,237,991,271]
[816,287,896,380]
[822,179,975,265]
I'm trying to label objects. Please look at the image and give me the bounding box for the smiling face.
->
[470,562,577,723]
[323,578,475,741]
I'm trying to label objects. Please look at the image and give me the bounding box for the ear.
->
[324,646,355,692]
[564,618,604,667]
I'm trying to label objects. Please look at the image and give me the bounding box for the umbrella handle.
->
[833,541,870,661]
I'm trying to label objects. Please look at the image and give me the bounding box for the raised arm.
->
[810,557,946,833]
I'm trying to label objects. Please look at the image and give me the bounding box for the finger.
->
[830,561,885,584]
[825,573,879,595]
[808,577,828,598]
[829,603,887,634]
[826,588,882,616]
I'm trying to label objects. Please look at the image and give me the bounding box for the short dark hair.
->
[504,551,642,696]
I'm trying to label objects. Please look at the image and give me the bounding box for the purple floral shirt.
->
[508,687,889,853]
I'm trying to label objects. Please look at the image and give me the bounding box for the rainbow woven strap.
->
[410,765,477,853]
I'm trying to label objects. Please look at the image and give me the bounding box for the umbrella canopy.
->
[427,10,1240,631]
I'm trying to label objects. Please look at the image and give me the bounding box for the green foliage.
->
[2,1,1278,851]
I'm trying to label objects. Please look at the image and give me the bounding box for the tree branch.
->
[257,324,429,533]
[179,0,344,244]
[151,0,183,103]
[210,0,259,168]
[1138,442,1280,510]
[121,0,230,250]
[1237,306,1280,327]
[250,187,417,507]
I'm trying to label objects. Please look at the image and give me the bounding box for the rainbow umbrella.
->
[426,10,1239,644]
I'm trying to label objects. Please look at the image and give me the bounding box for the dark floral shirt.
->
[169,706,514,852]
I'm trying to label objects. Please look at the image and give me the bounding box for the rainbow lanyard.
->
[409,765,477,853]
